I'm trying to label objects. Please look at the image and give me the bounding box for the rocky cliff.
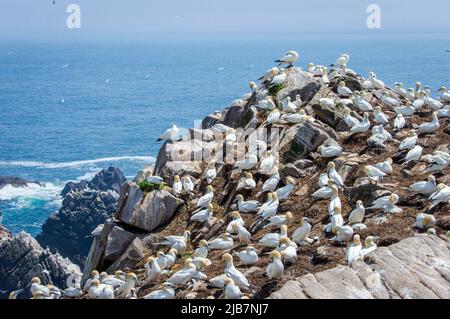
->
[36,166,126,267]
[0,227,80,299]
[77,63,450,299]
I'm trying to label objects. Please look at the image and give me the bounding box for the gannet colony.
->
[4,50,450,299]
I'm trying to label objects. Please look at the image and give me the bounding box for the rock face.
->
[0,229,80,299]
[269,235,450,299]
[36,167,126,267]
[116,182,184,232]
[0,176,41,189]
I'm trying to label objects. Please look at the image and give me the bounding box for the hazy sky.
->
[0,0,449,41]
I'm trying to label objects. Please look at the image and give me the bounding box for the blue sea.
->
[0,33,449,236]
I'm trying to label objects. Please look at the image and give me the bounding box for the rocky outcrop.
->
[116,182,184,232]
[36,167,126,267]
[0,176,41,189]
[269,235,450,299]
[0,229,80,299]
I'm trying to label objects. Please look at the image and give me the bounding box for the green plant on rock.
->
[137,180,164,193]
[268,83,285,96]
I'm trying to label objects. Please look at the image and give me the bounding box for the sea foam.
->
[0,156,155,169]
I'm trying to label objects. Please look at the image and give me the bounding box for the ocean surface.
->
[0,33,449,236]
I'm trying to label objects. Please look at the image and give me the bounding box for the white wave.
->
[0,156,156,169]
[76,169,101,182]
[0,182,62,201]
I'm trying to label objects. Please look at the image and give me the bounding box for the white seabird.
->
[258,224,288,248]
[143,283,175,299]
[275,50,300,66]
[238,246,259,265]
[292,217,313,245]
[337,81,353,97]
[404,145,423,165]
[208,233,234,250]
[373,106,389,125]
[88,279,114,299]
[348,200,366,229]
[196,185,214,208]
[161,230,191,253]
[145,257,162,283]
[360,236,378,256]
[354,93,373,112]
[331,225,354,243]
[409,175,437,195]
[414,213,436,230]
[158,124,180,142]
[345,234,362,264]
[172,175,183,196]
[181,175,194,193]
[264,211,293,228]
[327,162,344,187]
[226,211,245,234]
[235,194,260,213]
[223,253,250,289]
[394,113,406,130]
[417,112,439,134]
[223,277,242,299]
[276,177,296,201]
[318,144,343,158]
[350,112,370,133]
[266,250,284,279]
[166,259,197,285]
[399,130,418,150]
[190,203,214,223]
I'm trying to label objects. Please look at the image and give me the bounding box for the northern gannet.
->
[190,203,214,223]
[223,277,242,299]
[226,211,245,234]
[145,257,162,283]
[282,97,297,113]
[404,145,423,165]
[266,251,284,279]
[292,217,313,245]
[374,158,393,174]
[293,94,303,108]
[277,237,298,264]
[8,289,24,299]
[429,183,450,208]
[282,110,314,124]
[355,92,373,112]
[271,69,287,84]
[380,93,400,107]
[425,94,444,110]
[413,92,426,110]
[394,82,407,98]
[373,106,389,125]
[328,185,342,214]
[324,206,344,234]
[172,175,183,196]
[327,162,344,187]
[383,194,403,213]
[158,124,180,142]
[319,97,335,108]
[260,166,280,193]
[350,112,371,133]
[417,112,439,134]
[181,175,194,193]
[331,225,354,243]
[367,194,395,210]
[258,224,288,248]
[399,130,418,150]
[368,72,385,89]
[161,230,190,253]
[275,50,300,66]
[409,175,437,195]
[343,108,360,127]
[235,194,260,213]
[143,283,175,299]
[318,144,343,158]
[394,104,415,116]
[267,109,281,124]
[100,272,125,289]
[83,270,100,293]
[208,233,234,250]
[206,164,217,184]
[333,54,350,67]
[194,240,209,259]
[394,113,406,130]
[196,185,214,208]
[166,258,197,285]
[259,67,279,82]
[345,234,362,264]
[337,81,353,97]
[88,279,114,299]
[232,223,252,244]
[414,213,436,230]
[116,273,138,299]
[406,88,415,101]
[364,165,386,181]
[238,246,259,265]
[438,86,450,102]
[348,200,366,230]
[259,150,276,174]
[276,177,296,201]
[258,98,277,111]
[318,172,329,187]
[360,236,378,256]
[236,154,259,171]
[264,211,293,228]
[30,277,50,297]
[223,253,250,289]
[257,192,279,219]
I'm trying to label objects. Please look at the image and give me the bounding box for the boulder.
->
[106,237,150,273]
[201,112,223,129]
[0,231,80,299]
[269,235,450,299]
[116,184,184,233]
[104,226,136,262]
[37,167,126,267]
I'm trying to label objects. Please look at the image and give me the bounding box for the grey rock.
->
[269,235,450,299]
[116,184,183,232]
[104,226,136,262]
[106,237,150,273]
[0,231,80,299]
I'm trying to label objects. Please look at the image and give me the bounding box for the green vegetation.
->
[137,180,164,192]
[268,83,285,96]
